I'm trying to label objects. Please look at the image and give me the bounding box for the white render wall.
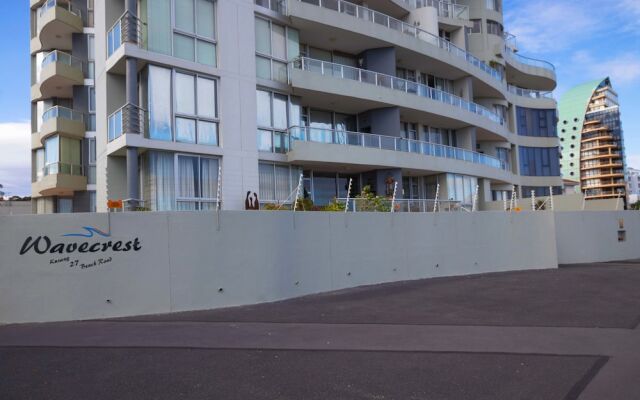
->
[1,210,638,324]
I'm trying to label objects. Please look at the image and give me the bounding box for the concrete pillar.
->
[455,126,476,151]
[126,147,139,208]
[358,107,401,136]
[477,178,492,210]
[453,76,473,101]
[125,0,139,210]
[359,47,396,76]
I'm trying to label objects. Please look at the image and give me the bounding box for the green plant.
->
[354,185,391,212]
[631,201,640,210]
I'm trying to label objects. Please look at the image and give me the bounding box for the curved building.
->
[558,78,626,203]
[29,0,561,213]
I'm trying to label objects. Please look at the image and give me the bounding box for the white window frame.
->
[174,153,220,210]
[171,0,218,66]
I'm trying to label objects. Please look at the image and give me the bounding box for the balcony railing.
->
[503,45,555,73]
[406,0,469,20]
[297,0,502,82]
[507,85,553,99]
[503,31,517,49]
[43,162,83,176]
[42,106,84,124]
[108,103,146,141]
[38,0,81,17]
[255,0,287,14]
[107,10,144,57]
[292,57,505,126]
[339,198,465,212]
[41,50,83,72]
[288,126,509,171]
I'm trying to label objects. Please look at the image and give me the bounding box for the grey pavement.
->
[1,261,640,399]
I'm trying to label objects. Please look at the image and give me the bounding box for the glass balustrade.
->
[503,45,555,73]
[42,106,84,124]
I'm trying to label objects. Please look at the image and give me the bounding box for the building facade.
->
[29,0,561,213]
[558,78,627,204]
[628,167,639,205]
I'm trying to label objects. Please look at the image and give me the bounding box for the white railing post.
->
[390,181,398,212]
[531,190,536,211]
[216,164,222,211]
[344,178,352,213]
[433,183,440,212]
[293,173,303,212]
[509,185,516,211]
[549,186,554,211]
[472,184,479,211]
[503,193,507,211]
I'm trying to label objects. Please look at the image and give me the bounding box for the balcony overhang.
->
[31,61,84,101]
[32,6,83,54]
[287,140,514,183]
[32,174,87,197]
[39,117,86,143]
[504,56,557,92]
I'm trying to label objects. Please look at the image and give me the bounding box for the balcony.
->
[290,0,502,84]
[31,51,84,101]
[31,0,83,54]
[32,106,85,149]
[405,0,469,20]
[291,57,505,127]
[107,11,144,58]
[108,103,146,142]
[285,126,509,176]
[503,46,556,91]
[507,85,553,99]
[32,162,86,197]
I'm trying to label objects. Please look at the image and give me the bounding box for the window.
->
[87,138,96,184]
[87,0,94,27]
[259,162,301,203]
[87,86,96,131]
[255,17,299,83]
[445,174,477,206]
[34,148,45,182]
[255,0,286,14]
[486,0,500,11]
[44,135,82,176]
[176,154,220,210]
[521,186,561,198]
[145,65,219,145]
[87,35,95,79]
[516,107,557,137]
[486,20,503,36]
[256,89,290,153]
[89,191,96,212]
[519,147,560,176]
[470,19,482,33]
[172,0,217,66]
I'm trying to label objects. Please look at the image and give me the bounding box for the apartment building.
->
[558,78,627,204]
[29,0,561,213]
[627,167,639,205]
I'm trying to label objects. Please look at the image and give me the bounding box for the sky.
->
[0,1,638,196]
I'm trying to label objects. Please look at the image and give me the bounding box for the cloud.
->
[626,154,640,171]
[0,122,31,196]
[504,1,597,54]
[566,51,640,85]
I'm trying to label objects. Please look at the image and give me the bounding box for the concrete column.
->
[126,147,139,208]
[358,107,401,136]
[125,0,139,210]
[359,47,396,76]
[477,178,492,210]
[455,126,476,151]
[453,76,473,101]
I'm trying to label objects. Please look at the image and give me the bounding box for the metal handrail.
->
[107,10,145,57]
[108,103,146,141]
[406,0,469,20]
[41,50,83,71]
[337,197,464,212]
[42,106,84,124]
[38,0,81,18]
[43,162,84,177]
[288,126,509,171]
[255,0,287,13]
[292,57,505,126]
[507,84,553,99]
[503,45,555,73]
[297,0,502,82]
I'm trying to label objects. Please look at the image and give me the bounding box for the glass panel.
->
[196,41,216,66]
[255,18,271,55]
[175,72,196,115]
[274,165,290,200]
[272,60,287,83]
[176,117,196,143]
[257,129,272,152]
[272,93,287,130]
[177,155,200,198]
[196,77,216,118]
[256,90,271,127]
[287,28,300,60]
[200,157,219,200]
[88,138,96,163]
[198,120,218,145]
[313,173,336,205]
[144,151,175,211]
[148,65,173,141]
[174,33,195,61]
[147,0,172,55]
[45,135,59,165]
[256,56,271,80]
[272,23,286,60]
[175,0,195,33]
[196,0,215,39]
[259,163,275,201]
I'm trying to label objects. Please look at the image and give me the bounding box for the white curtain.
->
[146,151,175,211]
[200,157,219,201]
[275,165,290,201]
[259,163,275,201]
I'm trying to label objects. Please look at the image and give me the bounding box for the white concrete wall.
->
[555,211,640,264]
[0,210,557,324]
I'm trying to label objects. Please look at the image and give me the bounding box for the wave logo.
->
[62,226,111,238]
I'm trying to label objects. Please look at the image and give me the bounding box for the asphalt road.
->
[1,261,639,400]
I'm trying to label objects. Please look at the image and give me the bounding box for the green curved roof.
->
[557,78,609,180]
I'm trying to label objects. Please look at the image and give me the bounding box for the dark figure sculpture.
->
[245,191,252,210]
